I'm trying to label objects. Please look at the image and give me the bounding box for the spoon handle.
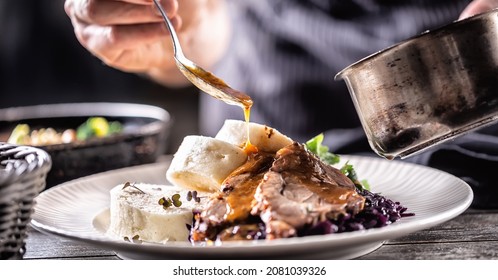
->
[152,0,183,57]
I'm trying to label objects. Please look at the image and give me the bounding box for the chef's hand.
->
[64,0,229,86]
[459,0,498,19]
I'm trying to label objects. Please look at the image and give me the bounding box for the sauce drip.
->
[243,106,259,154]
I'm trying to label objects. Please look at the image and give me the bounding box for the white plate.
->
[30,155,473,259]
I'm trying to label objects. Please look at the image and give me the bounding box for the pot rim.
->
[334,8,498,81]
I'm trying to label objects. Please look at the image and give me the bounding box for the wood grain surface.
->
[23,209,498,260]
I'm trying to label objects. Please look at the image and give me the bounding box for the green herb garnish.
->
[122,182,145,194]
[340,161,370,191]
[305,134,370,192]
[186,190,201,203]
[159,196,173,209]
[159,193,183,209]
[305,133,340,165]
[172,193,182,207]
[124,235,142,244]
[131,235,142,244]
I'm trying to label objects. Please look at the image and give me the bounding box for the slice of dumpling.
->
[108,183,206,243]
[166,135,248,192]
[215,119,293,152]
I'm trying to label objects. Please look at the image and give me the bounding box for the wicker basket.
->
[0,143,51,260]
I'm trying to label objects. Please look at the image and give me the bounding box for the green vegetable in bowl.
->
[7,124,30,145]
[76,117,122,140]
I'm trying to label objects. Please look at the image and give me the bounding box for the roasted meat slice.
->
[252,143,365,239]
[191,153,274,242]
[191,142,365,242]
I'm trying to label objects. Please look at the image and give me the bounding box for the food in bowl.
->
[108,119,413,244]
[0,103,171,187]
[7,117,122,146]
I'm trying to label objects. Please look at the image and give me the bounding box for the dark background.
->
[0,0,199,153]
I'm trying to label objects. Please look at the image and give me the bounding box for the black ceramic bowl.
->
[0,103,172,188]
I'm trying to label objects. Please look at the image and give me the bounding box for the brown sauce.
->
[272,143,365,214]
[222,153,274,223]
[294,172,361,206]
[242,106,259,155]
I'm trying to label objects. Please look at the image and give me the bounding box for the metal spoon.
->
[152,0,253,109]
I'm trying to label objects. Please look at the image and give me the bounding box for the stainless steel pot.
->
[335,8,498,159]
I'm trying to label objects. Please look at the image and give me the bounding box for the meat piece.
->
[191,152,274,242]
[252,143,365,239]
[191,142,365,242]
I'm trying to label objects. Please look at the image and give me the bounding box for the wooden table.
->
[23,208,498,260]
